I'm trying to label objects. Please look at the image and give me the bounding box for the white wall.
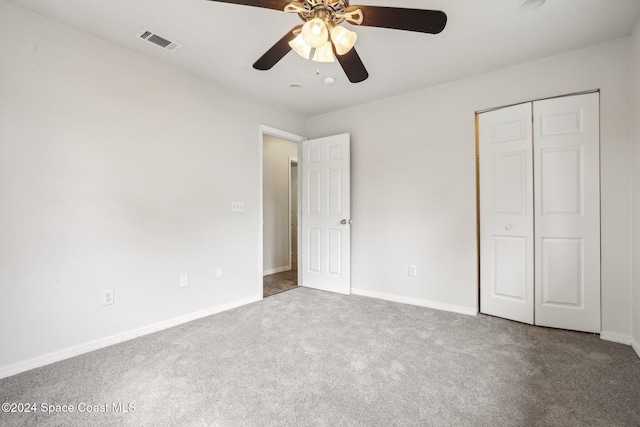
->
[262,135,298,274]
[631,18,640,354]
[0,1,305,372]
[308,38,633,336]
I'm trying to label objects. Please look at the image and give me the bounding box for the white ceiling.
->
[6,0,640,116]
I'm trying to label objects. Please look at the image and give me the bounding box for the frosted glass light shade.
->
[288,34,312,59]
[301,18,329,48]
[331,25,357,55]
[311,41,335,63]
[515,0,545,12]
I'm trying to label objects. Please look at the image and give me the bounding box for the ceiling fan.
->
[205,0,447,83]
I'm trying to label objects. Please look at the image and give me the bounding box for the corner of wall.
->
[633,338,640,359]
[0,3,305,371]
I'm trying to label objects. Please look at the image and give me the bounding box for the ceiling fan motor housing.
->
[288,0,362,27]
[298,0,347,25]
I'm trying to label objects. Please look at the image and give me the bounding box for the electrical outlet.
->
[216,267,223,279]
[180,273,188,288]
[103,289,114,306]
[409,265,417,277]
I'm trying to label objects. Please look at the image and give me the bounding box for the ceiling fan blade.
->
[205,0,286,11]
[347,6,447,34]
[253,26,302,70]
[335,48,368,83]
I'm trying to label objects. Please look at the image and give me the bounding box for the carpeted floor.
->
[263,268,298,297]
[1,287,639,426]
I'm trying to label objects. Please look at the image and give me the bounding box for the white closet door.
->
[533,93,600,333]
[479,103,535,324]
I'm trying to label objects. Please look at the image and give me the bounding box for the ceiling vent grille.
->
[135,28,182,52]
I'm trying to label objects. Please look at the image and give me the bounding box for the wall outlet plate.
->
[103,289,114,306]
[216,267,223,279]
[180,273,188,288]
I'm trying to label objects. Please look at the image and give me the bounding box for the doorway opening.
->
[260,126,305,298]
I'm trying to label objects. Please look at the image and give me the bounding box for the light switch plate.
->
[231,201,245,212]
[409,265,417,277]
[180,273,188,288]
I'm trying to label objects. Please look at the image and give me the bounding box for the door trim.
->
[259,125,306,298]
[288,157,298,271]
[475,89,600,115]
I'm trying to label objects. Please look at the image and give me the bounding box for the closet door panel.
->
[533,92,600,333]
[479,103,534,324]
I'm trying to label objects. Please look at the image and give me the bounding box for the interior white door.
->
[533,93,600,333]
[301,133,351,294]
[479,102,535,324]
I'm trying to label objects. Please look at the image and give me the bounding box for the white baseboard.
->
[600,331,633,345]
[633,339,640,360]
[263,265,291,276]
[351,288,478,316]
[0,294,262,380]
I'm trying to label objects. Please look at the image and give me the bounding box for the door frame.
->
[288,157,298,271]
[259,125,306,297]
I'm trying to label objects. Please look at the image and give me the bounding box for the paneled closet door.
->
[479,102,535,325]
[533,93,600,333]
[479,92,601,333]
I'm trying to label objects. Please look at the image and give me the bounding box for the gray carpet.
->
[1,287,639,427]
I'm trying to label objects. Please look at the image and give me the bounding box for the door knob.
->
[505,224,512,230]
[341,219,352,225]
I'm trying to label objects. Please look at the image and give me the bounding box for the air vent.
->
[135,28,182,52]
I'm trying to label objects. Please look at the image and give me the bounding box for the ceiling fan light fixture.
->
[301,18,329,48]
[240,0,448,83]
[288,34,312,59]
[331,25,357,55]
[311,41,335,63]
